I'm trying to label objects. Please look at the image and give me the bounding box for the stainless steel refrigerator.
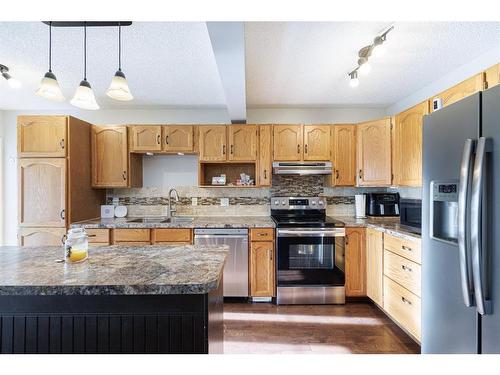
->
[422,84,500,353]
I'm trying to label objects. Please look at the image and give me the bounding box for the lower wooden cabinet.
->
[366,228,383,306]
[113,229,151,244]
[18,227,66,246]
[152,228,193,244]
[345,227,366,297]
[86,229,110,247]
[250,240,275,297]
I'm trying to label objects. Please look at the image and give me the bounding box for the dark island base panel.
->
[0,288,223,354]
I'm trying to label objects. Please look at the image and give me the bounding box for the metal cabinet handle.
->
[471,137,492,315]
[297,144,300,154]
[59,139,65,149]
[401,245,413,252]
[401,264,413,272]
[345,235,349,246]
[264,169,267,179]
[269,248,273,261]
[458,138,475,307]
[258,233,267,236]
[358,169,363,179]
[60,209,65,220]
[230,145,234,155]
[122,171,127,181]
[401,296,412,305]
[61,234,67,245]
[165,135,169,145]
[304,144,308,154]
[157,134,161,144]
[336,169,339,179]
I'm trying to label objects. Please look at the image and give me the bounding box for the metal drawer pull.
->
[401,296,412,305]
[60,209,65,220]
[258,233,267,236]
[157,134,161,144]
[401,245,413,252]
[59,139,65,149]
[165,135,169,144]
[269,249,273,261]
[336,169,339,179]
[401,264,413,272]
[264,169,267,179]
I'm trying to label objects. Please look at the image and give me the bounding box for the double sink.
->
[127,216,194,224]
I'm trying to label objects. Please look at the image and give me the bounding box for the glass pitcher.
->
[64,228,89,263]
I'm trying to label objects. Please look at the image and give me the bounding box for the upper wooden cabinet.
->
[484,63,500,90]
[258,125,272,186]
[393,101,428,187]
[431,73,483,112]
[303,125,331,161]
[345,227,366,297]
[91,125,142,188]
[164,125,194,153]
[18,116,67,157]
[198,125,227,161]
[273,125,303,161]
[366,228,384,307]
[129,125,162,152]
[19,158,66,227]
[357,118,392,187]
[228,125,258,161]
[332,124,356,186]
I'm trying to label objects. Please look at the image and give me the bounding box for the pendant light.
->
[106,24,133,101]
[71,23,99,110]
[36,22,65,101]
[0,64,22,89]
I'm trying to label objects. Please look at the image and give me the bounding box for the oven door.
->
[276,228,345,287]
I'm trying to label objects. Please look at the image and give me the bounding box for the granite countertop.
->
[72,215,276,229]
[0,244,228,296]
[332,216,421,240]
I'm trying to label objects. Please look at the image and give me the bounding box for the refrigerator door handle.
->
[458,138,476,307]
[471,137,492,315]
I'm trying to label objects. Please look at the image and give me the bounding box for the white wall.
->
[386,47,500,115]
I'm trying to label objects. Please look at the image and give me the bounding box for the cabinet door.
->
[431,73,484,112]
[198,126,227,161]
[19,158,66,227]
[393,101,428,187]
[17,116,67,157]
[129,125,162,152]
[258,125,272,186]
[228,125,257,161]
[273,125,303,161]
[484,63,500,90]
[332,124,356,186]
[357,118,392,186]
[345,227,366,297]
[366,228,383,306]
[18,227,67,246]
[250,241,275,297]
[91,126,129,188]
[163,125,194,152]
[303,125,331,161]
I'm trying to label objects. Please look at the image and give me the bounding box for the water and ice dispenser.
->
[430,181,459,244]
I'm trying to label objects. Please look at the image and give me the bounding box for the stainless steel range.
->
[271,197,346,305]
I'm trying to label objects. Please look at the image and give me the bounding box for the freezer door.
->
[480,84,500,354]
[422,93,480,353]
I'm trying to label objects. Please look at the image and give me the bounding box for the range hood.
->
[272,161,332,175]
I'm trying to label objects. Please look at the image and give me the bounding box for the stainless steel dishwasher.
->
[194,228,249,297]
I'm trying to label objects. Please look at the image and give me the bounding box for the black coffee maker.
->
[365,193,400,217]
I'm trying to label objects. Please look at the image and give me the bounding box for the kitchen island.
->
[0,244,227,354]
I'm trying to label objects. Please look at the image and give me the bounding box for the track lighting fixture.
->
[0,64,22,89]
[348,25,394,87]
[106,23,133,101]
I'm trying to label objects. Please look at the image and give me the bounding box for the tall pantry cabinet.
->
[17,116,105,246]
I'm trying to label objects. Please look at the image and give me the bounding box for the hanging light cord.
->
[48,21,52,72]
[118,24,122,71]
[84,22,87,80]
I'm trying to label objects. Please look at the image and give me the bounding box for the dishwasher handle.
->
[194,234,249,240]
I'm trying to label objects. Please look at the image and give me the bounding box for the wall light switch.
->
[220,198,229,207]
[192,197,198,206]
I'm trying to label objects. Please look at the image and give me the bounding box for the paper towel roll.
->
[355,194,366,218]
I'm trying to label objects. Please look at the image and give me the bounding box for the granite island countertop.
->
[72,215,276,229]
[0,244,228,296]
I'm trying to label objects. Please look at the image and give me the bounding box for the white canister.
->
[355,194,366,218]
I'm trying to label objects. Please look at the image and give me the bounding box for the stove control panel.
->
[271,197,327,210]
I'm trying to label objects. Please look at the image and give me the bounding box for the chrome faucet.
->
[168,188,180,218]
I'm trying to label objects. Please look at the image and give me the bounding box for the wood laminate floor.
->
[223,301,421,354]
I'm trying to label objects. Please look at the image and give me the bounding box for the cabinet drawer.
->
[384,233,421,264]
[384,276,421,342]
[250,228,274,242]
[384,250,421,297]
[153,229,192,243]
[113,229,151,243]
[86,229,110,244]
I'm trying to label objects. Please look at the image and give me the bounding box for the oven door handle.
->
[277,229,345,237]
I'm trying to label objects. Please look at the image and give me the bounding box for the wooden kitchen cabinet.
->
[17,115,67,158]
[18,227,66,246]
[198,125,227,161]
[303,125,331,161]
[345,227,366,297]
[152,228,193,244]
[332,124,356,186]
[228,125,258,161]
[393,101,428,187]
[484,63,500,90]
[273,125,303,161]
[163,125,194,153]
[113,229,151,244]
[250,241,275,297]
[129,125,162,152]
[366,228,384,307]
[18,158,66,227]
[357,118,392,187]
[431,73,483,112]
[258,125,272,186]
[91,125,142,188]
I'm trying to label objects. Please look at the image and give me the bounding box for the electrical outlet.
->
[192,197,198,206]
[220,198,229,207]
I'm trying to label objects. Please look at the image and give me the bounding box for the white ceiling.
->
[0,21,499,111]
